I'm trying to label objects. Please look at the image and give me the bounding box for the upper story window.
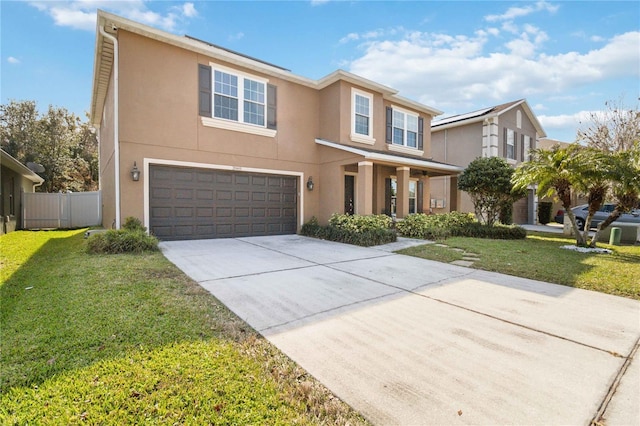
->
[506,128,516,160]
[392,110,418,148]
[386,107,423,153]
[516,110,522,129]
[199,64,276,137]
[213,70,265,126]
[351,89,375,144]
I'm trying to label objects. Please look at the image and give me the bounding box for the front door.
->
[344,175,355,215]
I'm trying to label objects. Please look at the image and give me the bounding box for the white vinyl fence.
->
[23,191,102,229]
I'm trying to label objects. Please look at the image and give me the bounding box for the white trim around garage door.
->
[143,158,305,234]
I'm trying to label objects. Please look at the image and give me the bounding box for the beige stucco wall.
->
[430,106,540,222]
[99,29,444,230]
[113,30,327,226]
[99,67,116,229]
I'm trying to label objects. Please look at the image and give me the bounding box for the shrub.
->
[538,202,553,225]
[122,216,146,232]
[454,222,527,240]
[87,229,159,254]
[300,215,396,247]
[395,212,475,239]
[328,213,393,232]
[499,201,513,225]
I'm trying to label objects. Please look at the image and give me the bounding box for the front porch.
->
[316,139,463,221]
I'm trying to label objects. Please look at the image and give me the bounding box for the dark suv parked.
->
[570,203,640,230]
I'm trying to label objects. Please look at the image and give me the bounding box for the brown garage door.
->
[149,165,297,240]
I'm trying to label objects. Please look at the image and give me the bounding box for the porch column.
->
[449,175,461,212]
[396,166,410,218]
[357,161,373,215]
[419,175,431,213]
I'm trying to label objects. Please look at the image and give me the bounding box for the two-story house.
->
[90,10,462,240]
[429,99,546,224]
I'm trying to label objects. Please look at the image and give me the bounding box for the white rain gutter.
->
[99,25,121,229]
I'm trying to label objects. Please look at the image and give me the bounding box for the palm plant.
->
[512,145,589,246]
[589,144,640,247]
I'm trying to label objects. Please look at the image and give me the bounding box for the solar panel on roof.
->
[432,107,493,126]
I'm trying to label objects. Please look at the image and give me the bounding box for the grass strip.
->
[399,232,640,300]
[0,230,367,425]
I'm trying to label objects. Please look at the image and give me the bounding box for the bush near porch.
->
[301,214,396,246]
[396,212,527,240]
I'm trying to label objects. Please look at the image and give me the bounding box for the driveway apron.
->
[161,235,640,425]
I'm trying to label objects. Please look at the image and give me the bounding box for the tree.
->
[512,145,589,245]
[0,100,98,192]
[458,156,525,226]
[577,98,640,247]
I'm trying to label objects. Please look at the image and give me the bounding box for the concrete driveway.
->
[161,235,640,425]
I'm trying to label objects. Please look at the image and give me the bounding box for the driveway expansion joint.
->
[592,336,640,424]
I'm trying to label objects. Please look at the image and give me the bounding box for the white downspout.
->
[99,25,120,229]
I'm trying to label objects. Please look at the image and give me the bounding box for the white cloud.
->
[310,0,330,6]
[182,2,197,18]
[347,30,640,114]
[484,1,559,22]
[228,32,245,41]
[7,56,21,64]
[28,1,198,32]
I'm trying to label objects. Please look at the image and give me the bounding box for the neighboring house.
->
[429,99,546,224]
[0,149,44,235]
[90,10,462,241]
[537,138,588,220]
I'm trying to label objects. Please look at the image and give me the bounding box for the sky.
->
[1,0,639,142]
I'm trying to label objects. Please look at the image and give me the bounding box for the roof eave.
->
[0,150,45,183]
[315,139,463,173]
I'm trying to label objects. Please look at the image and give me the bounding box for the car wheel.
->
[576,218,585,231]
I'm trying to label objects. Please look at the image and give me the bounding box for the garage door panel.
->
[235,191,250,201]
[150,165,298,240]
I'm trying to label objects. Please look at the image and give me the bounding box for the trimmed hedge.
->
[455,222,527,240]
[395,212,475,239]
[396,212,526,240]
[300,215,396,247]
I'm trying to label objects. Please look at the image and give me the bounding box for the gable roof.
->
[0,149,45,184]
[431,99,546,137]
[90,10,442,126]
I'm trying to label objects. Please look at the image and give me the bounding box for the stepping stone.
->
[462,257,480,262]
[451,248,465,252]
[451,260,475,267]
[434,243,449,248]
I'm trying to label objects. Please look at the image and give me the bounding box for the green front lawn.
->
[0,230,366,425]
[399,232,640,300]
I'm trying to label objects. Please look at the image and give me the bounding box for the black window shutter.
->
[198,64,212,117]
[385,107,393,144]
[521,134,525,161]
[514,132,518,160]
[418,117,424,150]
[267,84,277,130]
[384,178,392,215]
[417,180,424,213]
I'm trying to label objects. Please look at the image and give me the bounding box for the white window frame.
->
[523,135,531,161]
[201,64,275,138]
[390,177,418,215]
[351,88,375,145]
[391,107,419,148]
[388,106,423,155]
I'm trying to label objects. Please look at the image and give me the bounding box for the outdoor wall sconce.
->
[131,161,141,181]
[306,176,314,191]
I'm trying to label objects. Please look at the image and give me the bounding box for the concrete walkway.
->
[161,235,639,425]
